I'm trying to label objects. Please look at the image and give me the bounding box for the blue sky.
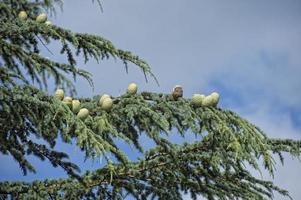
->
[1,0,301,199]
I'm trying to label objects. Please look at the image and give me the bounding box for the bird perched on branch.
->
[172,85,183,100]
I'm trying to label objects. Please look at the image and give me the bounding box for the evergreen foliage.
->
[0,1,300,199]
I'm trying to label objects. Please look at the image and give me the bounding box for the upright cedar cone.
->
[172,85,183,100]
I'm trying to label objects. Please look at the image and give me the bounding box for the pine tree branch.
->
[0,139,298,199]
[1,85,301,199]
[0,13,158,89]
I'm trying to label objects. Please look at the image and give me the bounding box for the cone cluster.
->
[170,84,220,107]
[98,83,138,111]
[55,84,219,121]
[191,92,220,107]
[54,88,89,120]
[18,11,52,25]
[98,94,113,111]
[54,83,138,120]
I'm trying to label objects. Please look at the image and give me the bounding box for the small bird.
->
[172,85,183,100]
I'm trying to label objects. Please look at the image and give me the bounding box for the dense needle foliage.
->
[0,1,300,199]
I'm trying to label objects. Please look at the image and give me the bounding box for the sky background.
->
[1,0,301,199]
